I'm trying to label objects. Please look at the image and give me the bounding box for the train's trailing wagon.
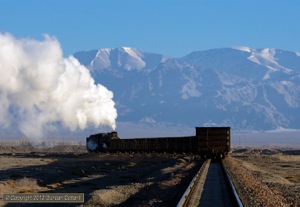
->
[86,127,230,157]
[196,127,230,158]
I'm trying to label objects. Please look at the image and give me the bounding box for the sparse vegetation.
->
[224,148,300,207]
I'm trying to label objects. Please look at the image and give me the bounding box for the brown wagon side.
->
[86,127,230,157]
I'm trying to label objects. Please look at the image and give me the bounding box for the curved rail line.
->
[177,159,243,207]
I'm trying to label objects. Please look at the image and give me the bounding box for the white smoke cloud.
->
[0,33,117,142]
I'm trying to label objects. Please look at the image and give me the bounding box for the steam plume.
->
[0,33,117,142]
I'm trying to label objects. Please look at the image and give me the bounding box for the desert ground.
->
[0,144,200,207]
[0,144,299,207]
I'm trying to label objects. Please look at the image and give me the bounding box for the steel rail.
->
[177,159,210,207]
[221,160,243,207]
[177,158,243,207]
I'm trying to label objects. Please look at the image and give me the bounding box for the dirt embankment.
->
[224,149,300,207]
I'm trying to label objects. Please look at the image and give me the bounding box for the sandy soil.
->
[1,145,299,207]
[0,145,200,207]
[224,148,300,207]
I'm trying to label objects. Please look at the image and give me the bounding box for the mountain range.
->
[74,47,300,131]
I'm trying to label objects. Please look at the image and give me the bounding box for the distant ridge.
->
[74,47,300,131]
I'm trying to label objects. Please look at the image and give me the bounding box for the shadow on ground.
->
[0,152,200,207]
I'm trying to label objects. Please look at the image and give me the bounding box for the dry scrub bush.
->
[15,177,41,193]
[0,178,44,194]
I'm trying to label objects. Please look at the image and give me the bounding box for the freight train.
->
[86,127,230,158]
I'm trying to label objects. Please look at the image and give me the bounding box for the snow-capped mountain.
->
[74,47,167,72]
[74,47,300,131]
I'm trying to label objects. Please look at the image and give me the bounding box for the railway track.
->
[177,158,243,207]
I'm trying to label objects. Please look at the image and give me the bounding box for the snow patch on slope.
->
[248,48,277,66]
[231,46,251,53]
[181,79,201,99]
[216,71,245,86]
[248,48,293,79]
[123,47,141,60]
[88,47,147,71]
[121,47,146,70]
[220,85,258,104]
[91,48,112,69]
[271,81,299,108]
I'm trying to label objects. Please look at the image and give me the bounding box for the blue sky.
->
[1,0,300,57]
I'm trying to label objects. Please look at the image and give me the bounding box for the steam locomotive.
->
[86,127,230,158]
